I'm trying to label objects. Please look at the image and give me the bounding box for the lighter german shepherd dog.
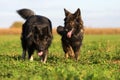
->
[57,8,84,61]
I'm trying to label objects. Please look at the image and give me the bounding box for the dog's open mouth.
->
[38,51,43,56]
[67,29,73,38]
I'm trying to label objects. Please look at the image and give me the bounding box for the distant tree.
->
[10,21,23,28]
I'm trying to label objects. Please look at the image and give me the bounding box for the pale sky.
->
[0,0,120,28]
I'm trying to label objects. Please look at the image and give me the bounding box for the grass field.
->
[0,34,120,80]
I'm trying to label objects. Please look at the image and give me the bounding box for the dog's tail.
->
[17,8,35,20]
[57,26,66,36]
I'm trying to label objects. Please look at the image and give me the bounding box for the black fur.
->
[57,8,84,60]
[17,8,53,63]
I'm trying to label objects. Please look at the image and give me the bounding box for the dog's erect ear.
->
[74,8,81,17]
[64,8,71,16]
[42,26,52,37]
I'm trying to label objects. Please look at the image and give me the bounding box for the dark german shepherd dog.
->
[17,9,53,63]
[57,8,84,60]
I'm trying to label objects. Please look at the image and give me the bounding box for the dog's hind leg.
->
[21,37,27,60]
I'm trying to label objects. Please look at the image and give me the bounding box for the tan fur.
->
[65,45,75,59]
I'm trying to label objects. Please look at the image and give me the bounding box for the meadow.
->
[0,34,120,80]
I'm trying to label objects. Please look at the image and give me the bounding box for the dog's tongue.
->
[67,30,73,38]
[38,51,43,56]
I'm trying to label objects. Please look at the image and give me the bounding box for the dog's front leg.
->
[28,48,34,61]
[41,50,48,63]
[72,46,80,61]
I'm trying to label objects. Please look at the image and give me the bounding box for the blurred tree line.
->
[10,21,23,28]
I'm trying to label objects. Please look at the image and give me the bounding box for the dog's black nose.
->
[39,46,44,51]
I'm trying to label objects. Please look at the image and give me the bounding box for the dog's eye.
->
[70,21,74,26]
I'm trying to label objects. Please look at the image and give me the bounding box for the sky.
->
[0,0,120,28]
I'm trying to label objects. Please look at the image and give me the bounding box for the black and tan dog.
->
[57,8,84,60]
[17,9,53,63]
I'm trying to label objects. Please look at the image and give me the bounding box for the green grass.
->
[0,34,120,80]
